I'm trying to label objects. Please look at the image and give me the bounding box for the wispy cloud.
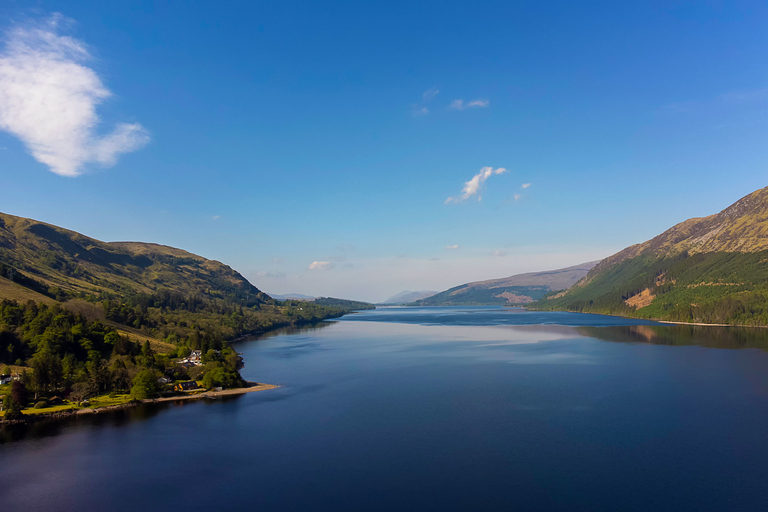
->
[514,194,522,201]
[449,98,489,111]
[256,270,286,278]
[412,87,439,116]
[445,166,508,203]
[271,257,284,264]
[0,14,149,177]
[309,261,334,270]
[444,244,460,251]
[423,87,439,102]
[212,215,221,220]
[522,183,531,189]
[490,250,507,257]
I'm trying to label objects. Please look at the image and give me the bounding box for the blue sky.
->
[1,1,767,302]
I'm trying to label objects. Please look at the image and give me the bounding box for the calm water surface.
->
[3,307,768,511]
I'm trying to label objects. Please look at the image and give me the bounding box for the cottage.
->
[157,376,172,385]
[175,381,198,392]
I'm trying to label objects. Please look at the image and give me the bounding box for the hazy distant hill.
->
[413,262,598,306]
[270,293,317,300]
[380,290,438,305]
[537,186,768,325]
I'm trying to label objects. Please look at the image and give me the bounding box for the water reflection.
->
[578,324,768,351]
[0,402,169,444]
[241,320,335,342]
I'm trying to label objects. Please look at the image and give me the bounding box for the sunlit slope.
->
[538,186,768,325]
[0,211,270,305]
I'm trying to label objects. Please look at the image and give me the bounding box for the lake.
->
[3,306,768,511]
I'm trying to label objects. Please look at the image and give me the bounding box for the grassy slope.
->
[0,211,270,304]
[537,187,768,325]
[0,211,374,346]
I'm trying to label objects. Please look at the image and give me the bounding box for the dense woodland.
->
[0,299,246,419]
[0,284,372,420]
[537,251,768,325]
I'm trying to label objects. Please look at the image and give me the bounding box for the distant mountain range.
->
[380,290,438,305]
[412,262,598,306]
[537,186,768,325]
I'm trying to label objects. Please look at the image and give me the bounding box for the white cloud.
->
[514,194,522,201]
[445,166,508,203]
[255,270,286,278]
[271,257,284,264]
[0,14,149,177]
[522,183,531,189]
[490,250,508,257]
[444,244,460,251]
[449,98,489,110]
[309,261,334,270]
[212,215,221,220]
[412,105,429,117]
[422,87,439,102]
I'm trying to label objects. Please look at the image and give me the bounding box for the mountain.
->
[380,290,438,305]
[413,262,598,306]
[537,186,768,325]
[0,211,270,305]
[0,211,369,346]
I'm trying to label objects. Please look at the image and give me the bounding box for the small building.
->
[175,381,198,392]
[157,376,172,385]
[0,374,11,385]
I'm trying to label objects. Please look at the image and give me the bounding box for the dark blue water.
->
[3,307,768,511]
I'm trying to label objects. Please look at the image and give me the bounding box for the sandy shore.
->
[147,382,279,403]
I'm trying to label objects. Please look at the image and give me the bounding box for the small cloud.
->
[271,257,283,264]
[449,98,489,111]
[423,87,439,102]
[490,250,508,257]
[412,105,429,117]
[212,215,221,220]
[521,183,531,189]
[514,194,522,201]
[309,261,334,270]
[0,14,149,176]
[444,244,460,251]
[256,271,286,278]
[446,166,508,203]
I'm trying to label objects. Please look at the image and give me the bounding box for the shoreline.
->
[524,307,768,329]
[0,382,278,425]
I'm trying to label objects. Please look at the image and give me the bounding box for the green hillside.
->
[0,211,373,366]
[537,187,768,325]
